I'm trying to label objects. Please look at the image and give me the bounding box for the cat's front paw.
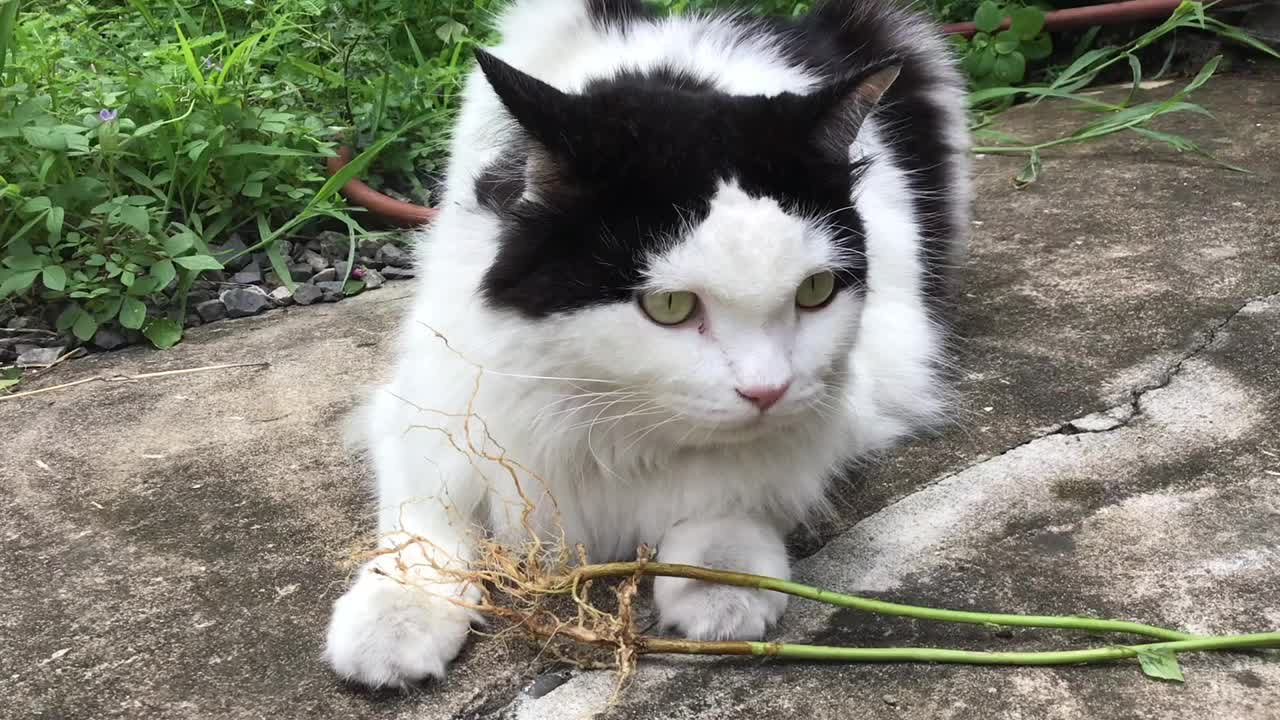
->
[324,570,478,688]
[653,576,788,640]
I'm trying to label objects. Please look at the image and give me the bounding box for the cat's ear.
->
[804,59,901,160]
[474,48,585,154]
[474,48,587,200]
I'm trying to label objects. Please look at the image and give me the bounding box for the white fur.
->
[325,0,970,687]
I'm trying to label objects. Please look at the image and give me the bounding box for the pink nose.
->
[736,383,790,412]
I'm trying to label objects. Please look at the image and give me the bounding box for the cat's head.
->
[472,50,898,444]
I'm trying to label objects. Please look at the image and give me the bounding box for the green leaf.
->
[144,318,183,349]
[45,206,65,243]
[163,232,196,257]
[42,265,67,291]
[974,1,1003,34]
[242,181,264,198]
[1013,150,1042,189]
[20,196,51,214]
[173,22,206,88]
[0,378,19,393]
[1010,7,1045,39]
[1136,648,1185,682]
[119,297,147,330]
[0,270,39,299]
[994,30,1020,55]
[150,259,177,289]
[435,19,468,45]
[994,52,1027,84]
[72,310,99,342]
[173,254,224,271]
[343,279,366,296]
[56,304,80,332]
[225,144,319,157]
[1022,32,1053,62]
[1180,55,1221,96]
[118,205,151,234]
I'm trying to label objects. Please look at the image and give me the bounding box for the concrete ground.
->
[3,68,1278,720]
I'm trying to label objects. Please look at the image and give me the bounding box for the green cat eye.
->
[641,291,698,326]
[796,271,837,309]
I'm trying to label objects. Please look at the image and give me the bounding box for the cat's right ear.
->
[474,49,588,200]
[474,48,585,155]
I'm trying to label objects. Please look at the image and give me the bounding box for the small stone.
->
[358,255,384,270]
[277,240,294,261]
[357,238,383,257]
[362,268,385,290]
[195,299,228,323]
[299,249,328,274]
[210,234,251,271]
[92,327,129,351]
[0,346,15,363]
[219,288,271,318]
[376,243,411,268]
[185,314,203,328]
[231,266,262,285]
[334,261,351,280]
[317,230,349,259]
[17,346,64,367]
[882,695,898,707]
[8,315,47,331]
[526,672,572,699]
[380,267,416,281]
[269,286,294,306]
[287,263,314,282]
[315,281,346,301]
[310,267,337,283]
[292,284,324,306]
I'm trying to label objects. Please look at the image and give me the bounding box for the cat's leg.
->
[653,515,790,640]
[324,393,485,688]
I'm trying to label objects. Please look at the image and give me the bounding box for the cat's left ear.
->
[804,59,901,160]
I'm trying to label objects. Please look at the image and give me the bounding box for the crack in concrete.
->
[825,290,1280,540]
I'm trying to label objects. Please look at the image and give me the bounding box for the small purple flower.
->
[202,56,223,73]
[98,109,118,123]
[352,267,366,279]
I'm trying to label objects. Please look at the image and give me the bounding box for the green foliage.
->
[970,1,1279,186]
[954,2,1054,88]
[1136,647,1185,682]
[0,0,493,347]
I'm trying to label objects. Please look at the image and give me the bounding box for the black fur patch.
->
[587,0,654,30]
[473,1,961,318]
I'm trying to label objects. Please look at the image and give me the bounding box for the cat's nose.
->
[736,383,790,412]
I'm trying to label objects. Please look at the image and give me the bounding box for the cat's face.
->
[471,50,896,445]
[568,182,863,442]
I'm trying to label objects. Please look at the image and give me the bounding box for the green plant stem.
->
[569,562,1195,641]
[0,0,20,83]
[636,633,1280,663]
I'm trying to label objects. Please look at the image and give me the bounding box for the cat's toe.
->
[324,572,476,689]
[654,577,787,641]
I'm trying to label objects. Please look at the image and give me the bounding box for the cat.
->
[325,0,970,688]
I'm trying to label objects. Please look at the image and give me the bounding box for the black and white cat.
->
[326,0,970,688]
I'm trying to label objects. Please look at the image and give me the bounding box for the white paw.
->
[324,570,478,688]
[653,576,788,641]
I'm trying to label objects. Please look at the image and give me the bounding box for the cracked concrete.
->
[3,68,1279,719]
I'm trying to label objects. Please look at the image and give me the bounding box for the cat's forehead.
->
[643,182,832,310]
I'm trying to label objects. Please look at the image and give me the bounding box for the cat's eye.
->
[640,291,698,326]
[796,271,837,309]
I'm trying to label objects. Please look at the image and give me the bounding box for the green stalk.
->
[570,562,1194,641]
[636,633,1280,664]
[0,0,20,84]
